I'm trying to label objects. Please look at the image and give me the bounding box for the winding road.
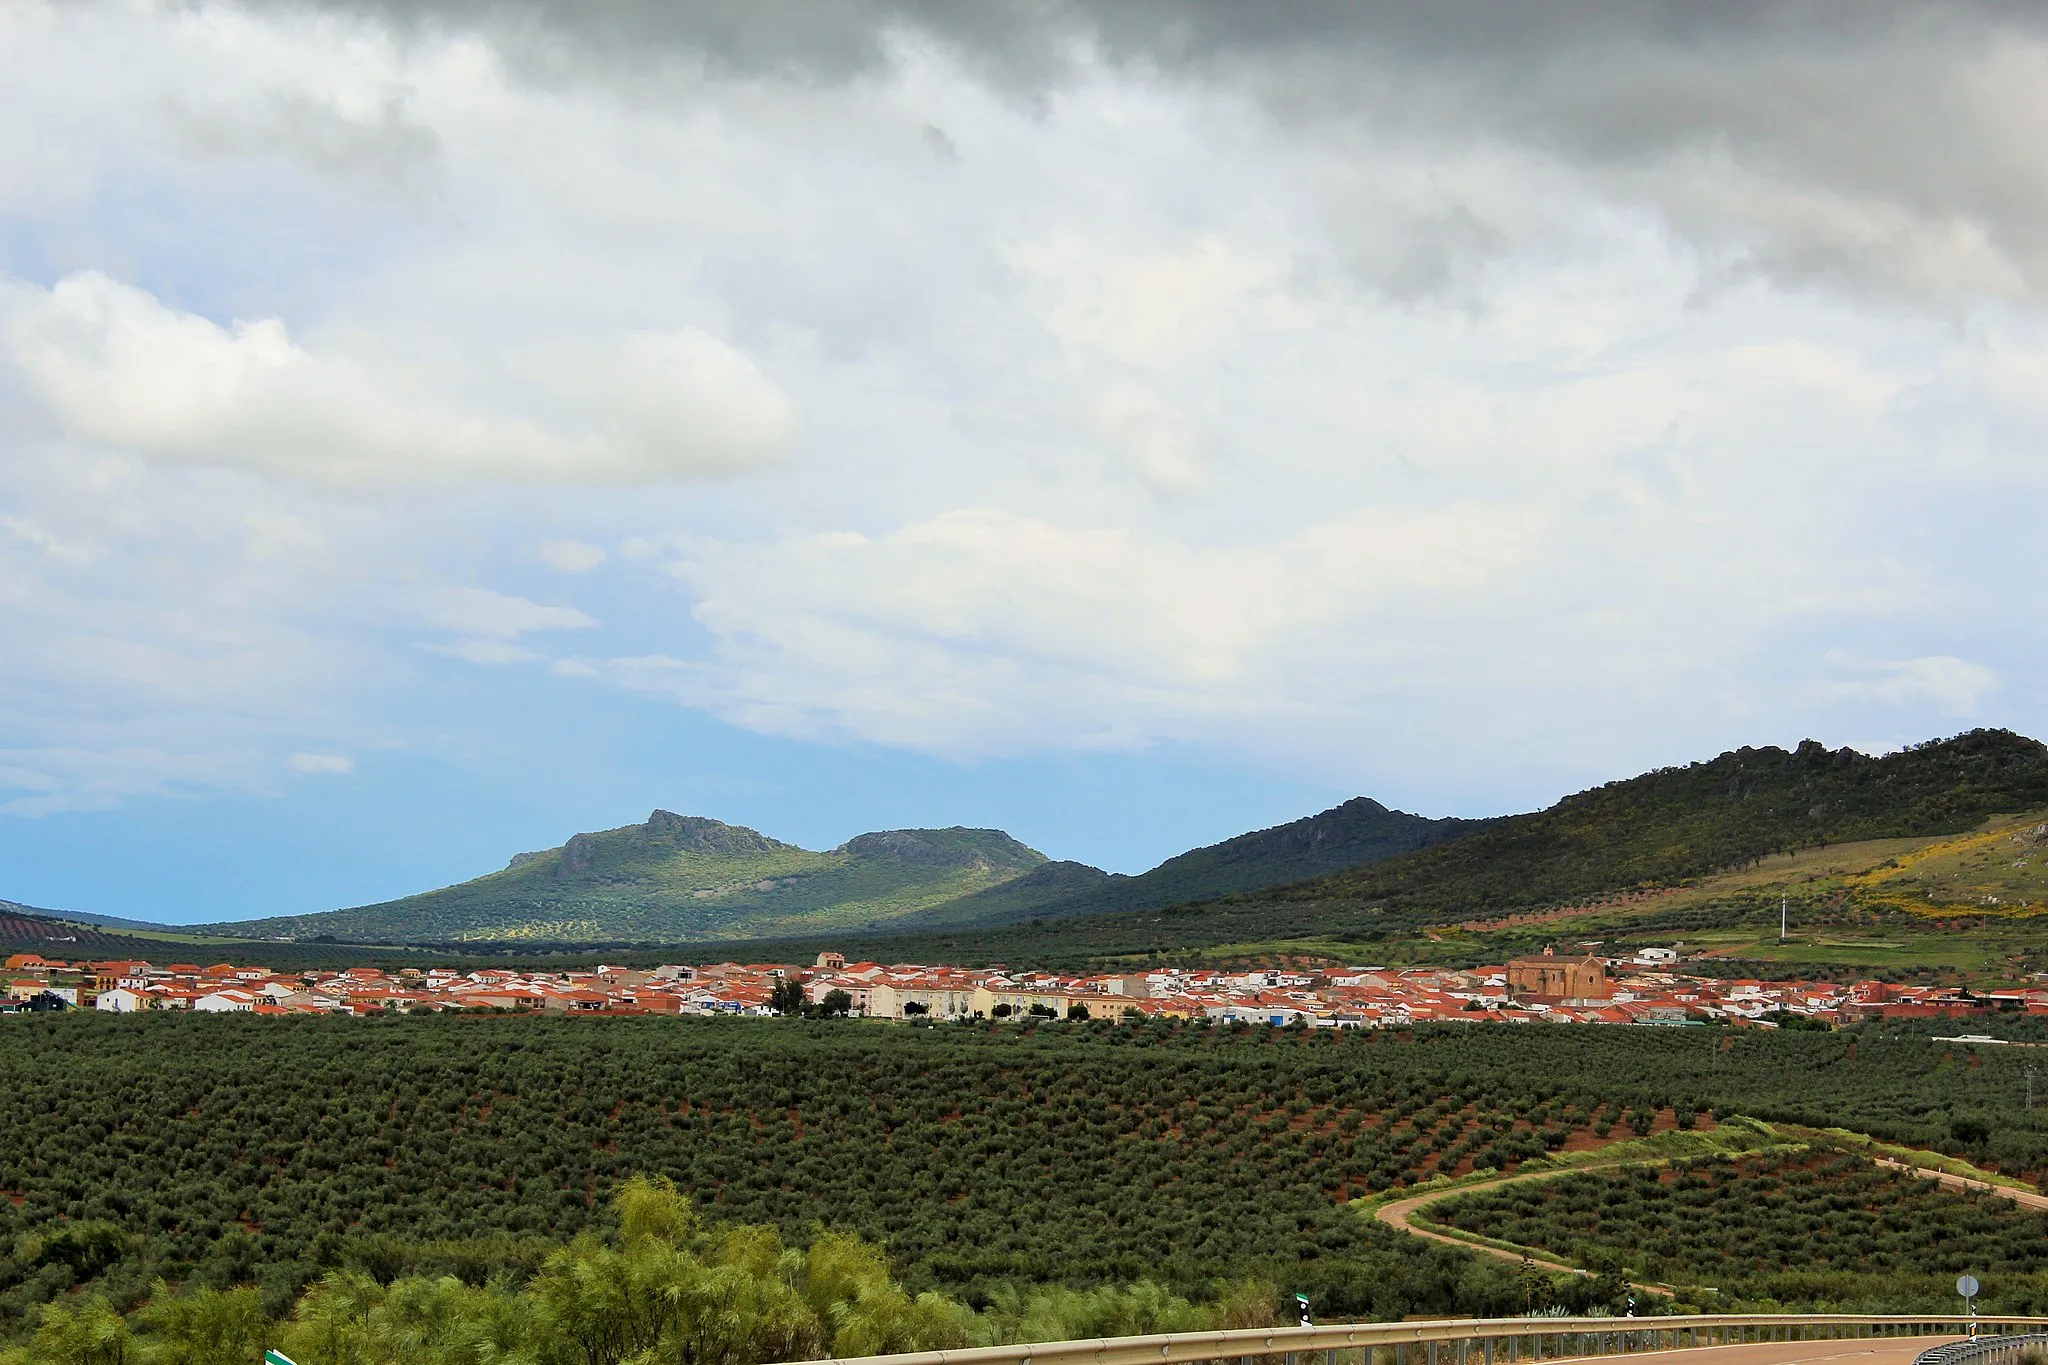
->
[1375,1165,1600,1278]
[1375,1153,2042,1292]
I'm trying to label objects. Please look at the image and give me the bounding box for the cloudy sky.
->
[4,0,2047,922]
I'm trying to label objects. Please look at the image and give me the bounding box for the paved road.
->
[1543,1338,1960,1365]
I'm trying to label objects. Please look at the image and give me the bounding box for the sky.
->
[4,1,2048,924]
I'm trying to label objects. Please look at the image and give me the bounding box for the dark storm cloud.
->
[225,0,2048,303]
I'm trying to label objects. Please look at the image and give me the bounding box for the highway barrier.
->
[1915,1333,2048,1365]
[796,1314,2048,1365]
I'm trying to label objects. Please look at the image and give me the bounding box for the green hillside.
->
[1247,728,2048,931]
[891,797,1483,929]
[848,729,2048,963]
[202,812,1051,945]
[198,795,1486,948]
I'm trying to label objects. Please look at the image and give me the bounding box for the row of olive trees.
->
[5,1179,1276,1365]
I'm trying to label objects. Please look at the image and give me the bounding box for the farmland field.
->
[1426,1148,2048,1304]
[8,1012,2048,1338]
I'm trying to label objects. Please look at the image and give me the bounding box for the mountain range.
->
[195,798,1471,945]
[23,727,2048,960]
[920,726,2048,963]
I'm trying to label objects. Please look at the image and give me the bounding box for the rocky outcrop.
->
[642,810,786,856]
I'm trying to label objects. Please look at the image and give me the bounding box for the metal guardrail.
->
[796,1314,2048,1365]
[1916,1333,2048,1365]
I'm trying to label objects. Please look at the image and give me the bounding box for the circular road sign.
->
[1959,1275,1981,1298]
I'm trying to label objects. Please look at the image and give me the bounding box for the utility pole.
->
[1780,893,1788,942]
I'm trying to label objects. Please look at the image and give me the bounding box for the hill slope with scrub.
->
[900,729,2048,963]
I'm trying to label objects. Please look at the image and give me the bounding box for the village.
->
[2,943,2038,1028]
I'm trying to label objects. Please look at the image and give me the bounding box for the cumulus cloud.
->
[289,750,355,774]
[225,0,2048,308]
[612,504,1541,755]
[0,273,797,486]
[5,0,2048,824]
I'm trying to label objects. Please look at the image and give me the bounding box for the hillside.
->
[1268,729,2048,931]
[890,797,1484,928]
[852,729,2048,964]
[203,812,1055,944]
[197,794,1487,948]
[5,903,178,933]
[0,903,175,957]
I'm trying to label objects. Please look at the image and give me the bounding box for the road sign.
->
[1959,1275,1981,1299]
[265,1351,299,1365]
[1296,1294,1313,1327]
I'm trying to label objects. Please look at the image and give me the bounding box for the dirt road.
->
[1870,1158,2048,1210]
[1374,1166,1594,1278]
[1375,1154,2040,1290]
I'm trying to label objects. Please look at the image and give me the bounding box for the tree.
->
[20,1296,132,1365]
[769,979,807,1016]
[1066,1004,1091,1021]
[141,1283,270,1365]
[820,990,853,1018]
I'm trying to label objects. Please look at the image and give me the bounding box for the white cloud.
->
[3,0,2048,823]
[416,586,596,666]
[422,638,538,665]
[0,273,796,487]
[419,587,596,638]
[0,746,271,817]
[1829,656,2000,717]
[289,750,355,774]
[620,503,1543,755]
[537,539,607,572]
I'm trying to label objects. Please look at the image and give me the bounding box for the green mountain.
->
[948,728,2048,957]
[889,797,1484,929]
[198,729,2048,959]
[199,795,1485,948]
[203,812,1053,945]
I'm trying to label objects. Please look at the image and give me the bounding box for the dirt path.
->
[1375,1154,2041,1292]
[1870,1158,2048,1210]
[1375,1166,1598,1279]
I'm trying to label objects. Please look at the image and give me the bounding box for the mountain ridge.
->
[950,727,2048,959]
[888,796,1484,929]
[197,795,1480,946]
[199,813,1058,944]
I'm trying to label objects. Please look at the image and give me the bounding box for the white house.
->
[95,988,146,1013]
[195,989,256,1013]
